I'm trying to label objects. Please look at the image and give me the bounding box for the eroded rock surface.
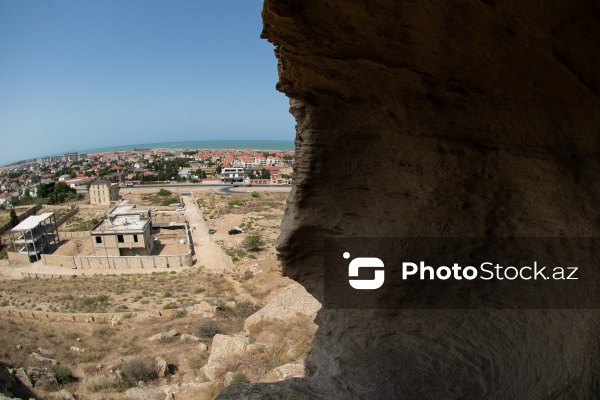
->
[221,0,600,399]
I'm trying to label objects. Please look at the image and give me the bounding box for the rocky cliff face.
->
[220,0,600,398]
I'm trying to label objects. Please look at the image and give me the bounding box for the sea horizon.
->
[48,139,296,158]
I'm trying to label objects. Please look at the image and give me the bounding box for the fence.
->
[53,205,79,228]
[152,214,186,225]
[0,204,42,236]
[41,222,193,269]
[41,253,192,269]
[0,307,186,324]
[7,251,30,263]
[59,231,89,239]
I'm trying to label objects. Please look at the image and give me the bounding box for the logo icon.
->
[344,252,385,290]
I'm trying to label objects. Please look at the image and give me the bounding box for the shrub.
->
[196,319,221,338]
[243,234,265,251]
[228,199,245,207]
[121,358,158,384]
[229,372,249,385]
[242,271,253,281]
[157,189,172,197]
[161,197,180,206]
[53,365,76,385]
[251,192,260,198]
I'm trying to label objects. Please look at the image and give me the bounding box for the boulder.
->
[262,363,305,382]
[29,352,57,365]
[125,387,163,400]
[47,389,76,400]
[244,283,321,333]
[155,356,168,377]
[148,329,178,342]
[197,343,208,352]
[25,367,58,386]
[180,334,201,342]
[186,301,216,317]
[13,368,32,388]
[36,347,54,357]
[202,334,249,382]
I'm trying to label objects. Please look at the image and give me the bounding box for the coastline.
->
[74,140,295,156]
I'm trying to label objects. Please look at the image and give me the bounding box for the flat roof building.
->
[90,214,154,257]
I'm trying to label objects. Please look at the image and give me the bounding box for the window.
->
[133,235,138,243]
[95,236,102,244]
[117,235,124,243]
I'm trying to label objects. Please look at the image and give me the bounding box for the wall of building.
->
[89,183,119,206]
[6,251,30,263]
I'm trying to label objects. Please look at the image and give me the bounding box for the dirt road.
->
[182,195,233,272]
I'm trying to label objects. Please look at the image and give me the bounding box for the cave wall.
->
[220,0,600,398]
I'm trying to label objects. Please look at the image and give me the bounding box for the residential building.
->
[178,169,192,180]
[0,192,12,206]
[89,179,120,206]
[11,212,60,262]
[221,167,246,183]
[90,214,154,256]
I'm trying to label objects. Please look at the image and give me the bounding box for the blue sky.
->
[0,0,295,164]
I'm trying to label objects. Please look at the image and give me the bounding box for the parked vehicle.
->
[208,229,217,235]
[228,228,242,235]
[176,206,185,212]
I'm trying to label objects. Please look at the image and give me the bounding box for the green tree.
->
[9,209,19,228]
[260,168,271,179]
[243,234,265,251]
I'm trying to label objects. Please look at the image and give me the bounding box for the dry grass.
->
[218,315,316,383]
[0,269,236,313]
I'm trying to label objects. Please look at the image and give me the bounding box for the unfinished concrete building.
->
[90,214,154,257]
[10,212,60,262]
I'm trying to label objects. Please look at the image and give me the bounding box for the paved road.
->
[124,183,292,189]
[215,186,292,195]
[181,195,233,272]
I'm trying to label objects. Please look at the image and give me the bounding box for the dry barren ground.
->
[0,188,313,400]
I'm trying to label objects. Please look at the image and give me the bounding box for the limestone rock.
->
[180,334,201,342]
[245,342,272,354]
[186,301,216,317]
[47,389,76,400]
[25,367,57,386]
[13,368,32,388]
[197,343,208,352]
[125,387,163,400]
[148,330,178,342]
[69,346,85,353]
[29,353,58,365]
[219,0,600,399]
[36,347,54,357]
[202,334,249,382]
[244,283,320,334]
[262,363,305,382]
[155,356,168,377]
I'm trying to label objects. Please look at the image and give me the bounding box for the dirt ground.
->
[0,187,302,400]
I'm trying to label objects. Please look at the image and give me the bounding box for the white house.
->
[0,192,13,206]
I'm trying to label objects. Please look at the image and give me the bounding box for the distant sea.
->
[72,140,295,156]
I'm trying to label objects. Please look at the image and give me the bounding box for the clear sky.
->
[0,0,295,164]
